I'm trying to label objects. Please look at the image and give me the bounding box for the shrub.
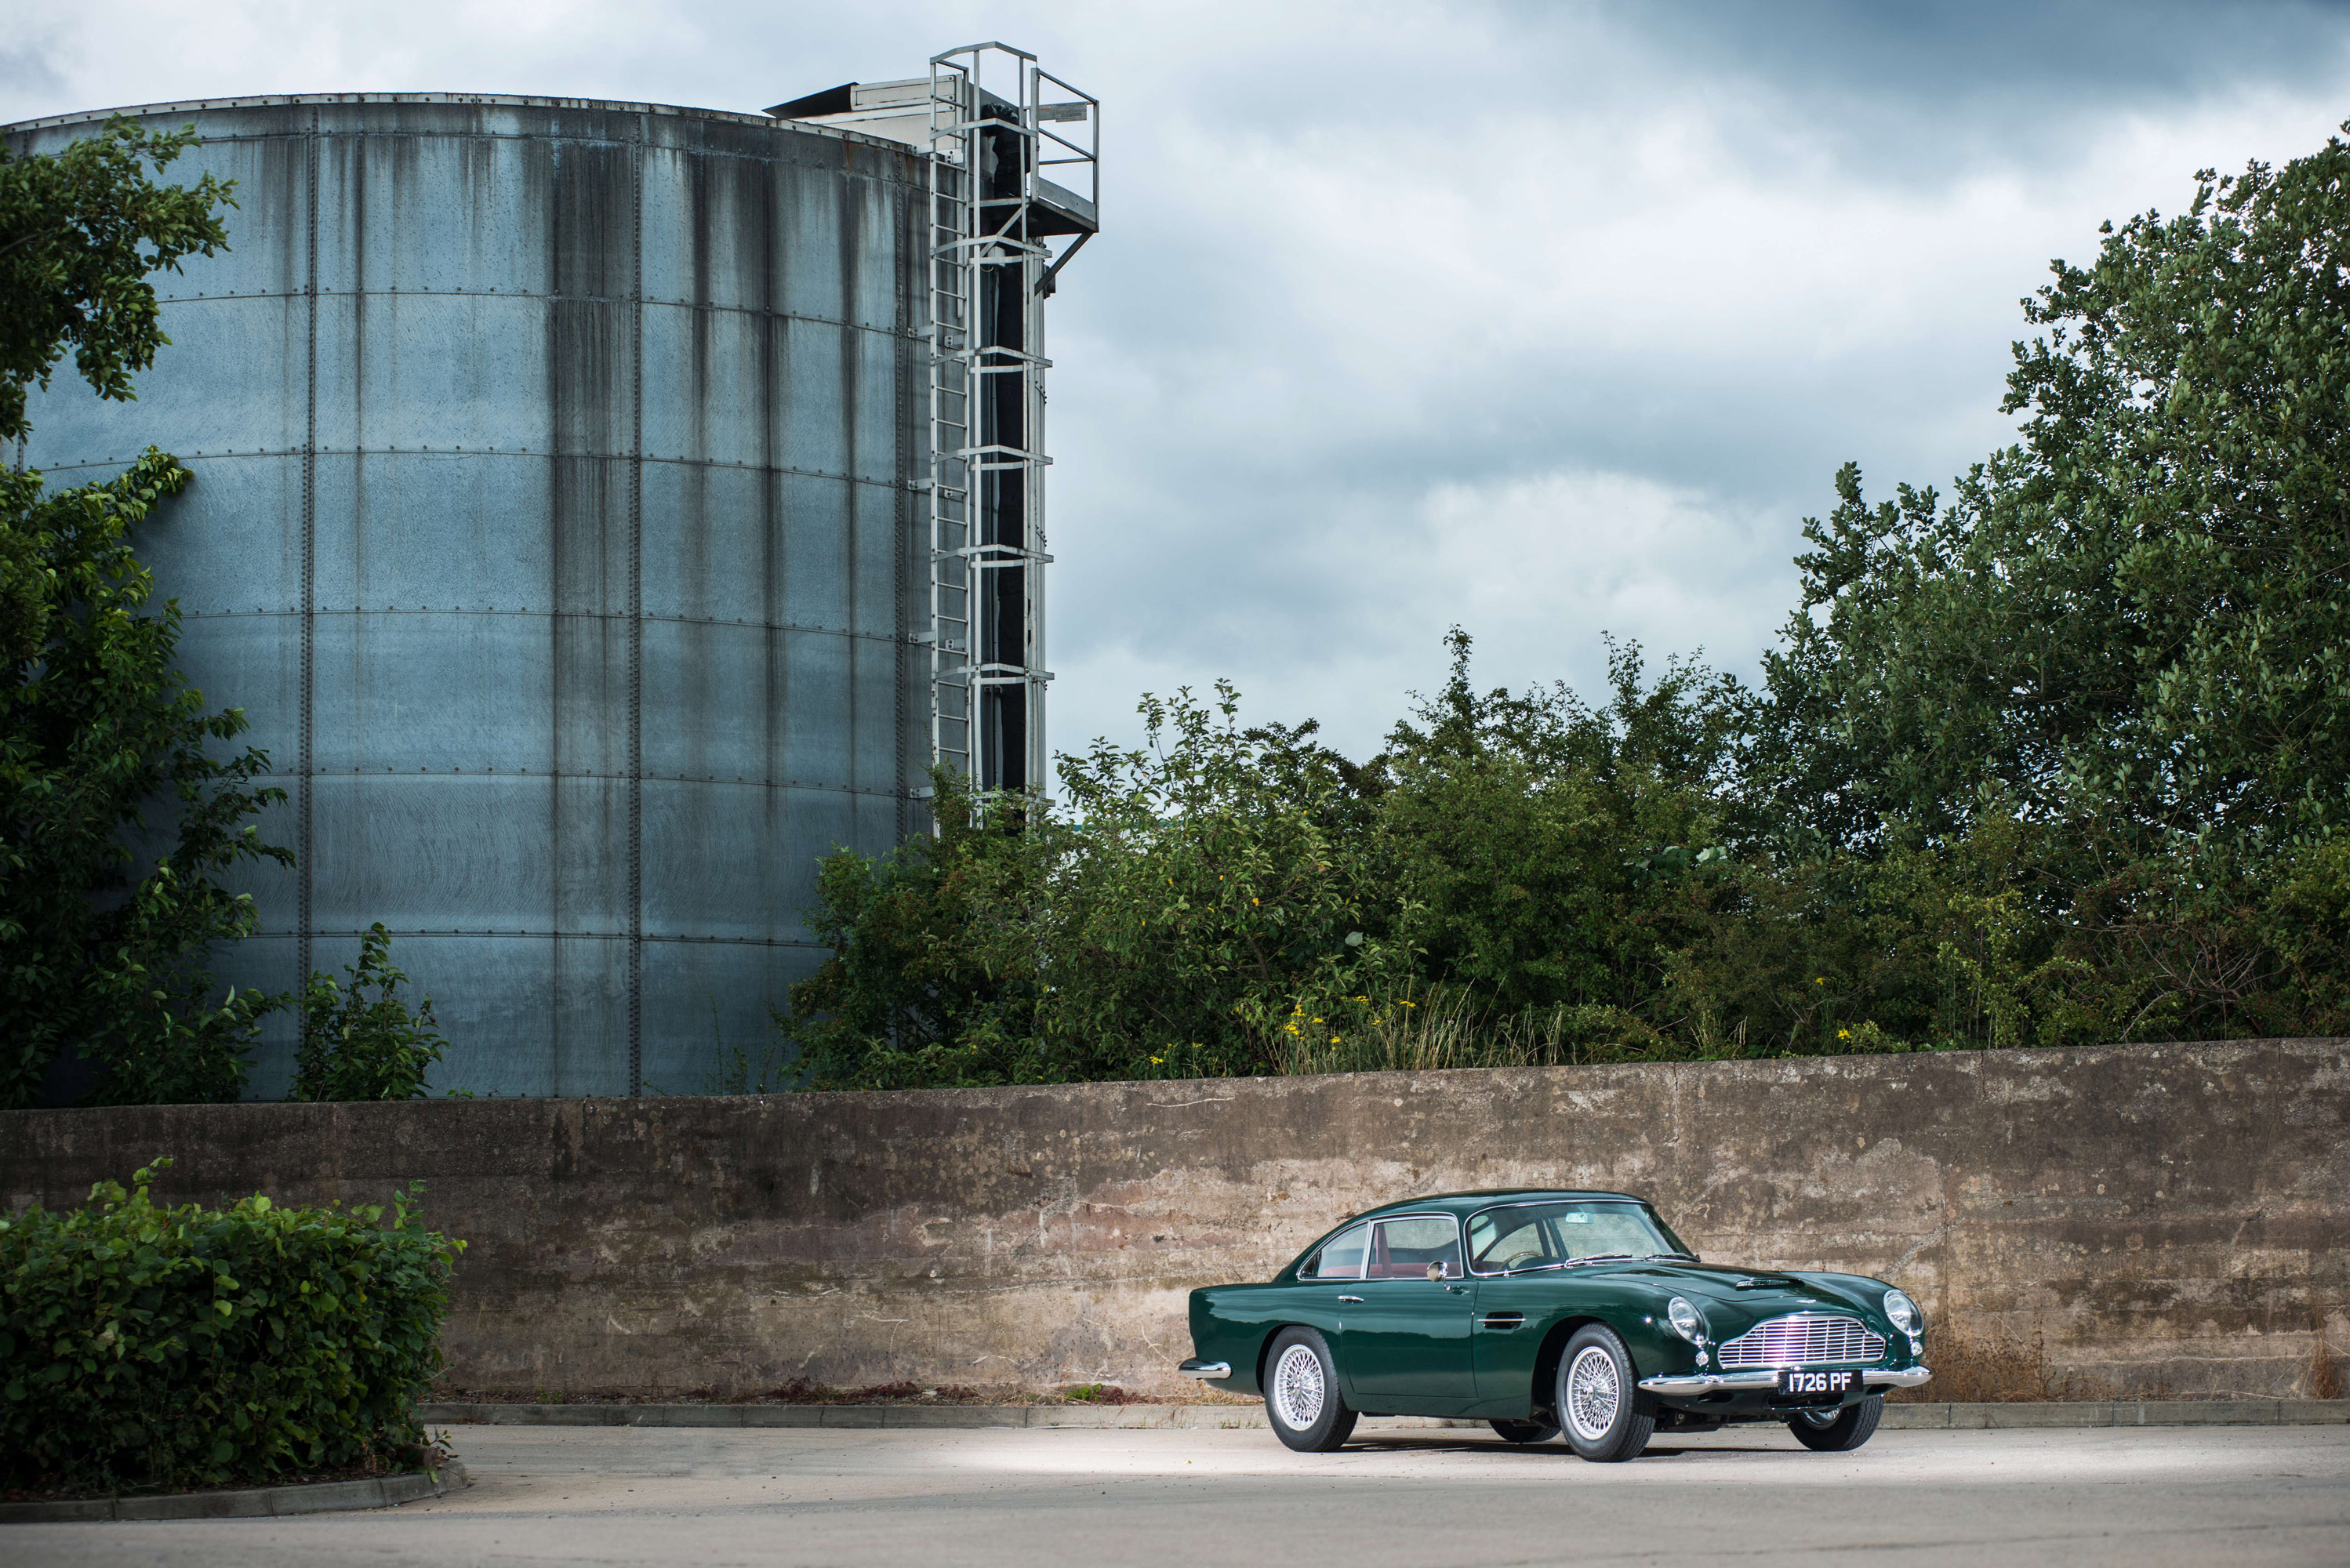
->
[0,1160,463,1494]
[292,923,449,1101]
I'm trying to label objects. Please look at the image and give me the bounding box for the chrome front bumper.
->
[1639,1365,1932,1396]
[1179,1359,1232,1379]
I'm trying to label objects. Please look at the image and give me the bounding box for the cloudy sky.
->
[10,1,2350,764]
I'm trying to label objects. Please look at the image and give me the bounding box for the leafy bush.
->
[780,644,1743,1087]
[292,924,449,1102]
[2,452,289,1109]
[0,1161,462,1494]
[777,128,2350,1088]
[2,122,278,1110]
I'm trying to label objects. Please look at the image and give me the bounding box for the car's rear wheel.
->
[1488,1417,1560,1444]
[1556,1326,1656,1462]
[1262,1327,1358,1453]
[1788,1395,1883,1452]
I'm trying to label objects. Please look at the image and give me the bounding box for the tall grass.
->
[1267,989,1670,1076]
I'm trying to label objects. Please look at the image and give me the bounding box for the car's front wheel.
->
[1788,1395,1883,1452]
[1556,1326,1656,1462]
[1262,1327,1358,1453]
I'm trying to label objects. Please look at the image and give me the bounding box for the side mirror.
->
[1427,1261,1447,1283]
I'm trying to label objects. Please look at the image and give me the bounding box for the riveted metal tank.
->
[6,94,928,1097]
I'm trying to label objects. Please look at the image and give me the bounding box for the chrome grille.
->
[1716,1313,1885,1368]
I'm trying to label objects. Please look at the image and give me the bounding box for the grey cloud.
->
[9,1,2348,764]
[0,43,68,99]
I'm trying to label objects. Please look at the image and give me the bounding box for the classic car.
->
[1178,1189,1930,1461]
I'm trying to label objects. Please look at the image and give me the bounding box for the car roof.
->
[1343,1189,1650,1221]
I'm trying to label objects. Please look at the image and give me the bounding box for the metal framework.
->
[922,43,1097,797]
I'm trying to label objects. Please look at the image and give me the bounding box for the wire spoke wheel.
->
[1564,1345,1622,1442]
[1271,1343,1326,1431]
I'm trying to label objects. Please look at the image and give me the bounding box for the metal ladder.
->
[924,56,978,786]
[921,43,1095,803]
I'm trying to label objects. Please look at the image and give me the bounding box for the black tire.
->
[1262,1327,1359,1453]
[1489,1417,1560,1444]
[1556,1325,1656,1463]
[1788,1394,1883,1452]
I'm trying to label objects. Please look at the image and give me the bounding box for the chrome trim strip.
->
[1864,1367,1932,1388]
[1638,1366,1933,1396]
[1178,1359,1231,1379]
[1638,1371,1781,1395]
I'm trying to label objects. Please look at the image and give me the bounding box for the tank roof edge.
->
[1,92,920,156]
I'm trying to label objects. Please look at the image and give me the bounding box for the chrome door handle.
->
[1337,1294,1364,1303]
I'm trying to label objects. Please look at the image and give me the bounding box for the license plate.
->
[1779,1369,1858,1396]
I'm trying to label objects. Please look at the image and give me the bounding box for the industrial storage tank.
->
[5,65,1093,1098]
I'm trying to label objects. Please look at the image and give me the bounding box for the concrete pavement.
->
[9,1421,2348,1566]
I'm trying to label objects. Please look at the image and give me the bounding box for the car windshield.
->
[1466,1201,1692,1274]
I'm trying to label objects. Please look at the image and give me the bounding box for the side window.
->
[1368,1216,1464,1279]
[1300,1223,1369,1281]
[1470,1210,1555,1272]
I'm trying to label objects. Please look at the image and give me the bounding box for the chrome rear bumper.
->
[1179,1359,1232,1379]
[1639,1365,1931,1396]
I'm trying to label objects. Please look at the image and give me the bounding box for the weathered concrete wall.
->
[3,1040,2345,1399]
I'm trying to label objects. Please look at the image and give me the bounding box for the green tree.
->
[1039,684,1404,1074]
[0,119,232,447]
[292,924,451,1102]
[0,455,287,1107]
[781,691,1407,1088]
[1381,630,1737,1016]
[0,121,269,1108]
[1756,128,2350,859]
[777,769,1051,1089]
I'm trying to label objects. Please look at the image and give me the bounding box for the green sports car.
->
[1177,1189,1931,1461]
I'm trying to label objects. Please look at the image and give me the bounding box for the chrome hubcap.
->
[1565,1345,1622,1441]
[1271,1344,1326,1430]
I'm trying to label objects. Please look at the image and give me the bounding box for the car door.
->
[1340,1215,1475,1409]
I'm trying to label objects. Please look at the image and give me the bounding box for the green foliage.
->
[0,118,234,447]
[1756,126,2350,860]
[0,117,281,1109]
[783,645,1740,1087]
[793,125,2350,1085]
[777,769,1050,1087]
[0,1160,462,1494]
[0,453,289,1109]
[1035,684,1406,1076]
[1382,630,1737,1017]
[292,924,450,1102]
[782,693,1407,1087]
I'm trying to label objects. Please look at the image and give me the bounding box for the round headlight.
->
[1665,1295,1705,1343]
[1883,1288,1920,1334]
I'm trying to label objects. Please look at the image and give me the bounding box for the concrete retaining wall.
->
[3,1040,2345,1399]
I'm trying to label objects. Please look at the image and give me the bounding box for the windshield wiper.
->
[1564,1253,1639,1268]
[1645,1251,1698,1262]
